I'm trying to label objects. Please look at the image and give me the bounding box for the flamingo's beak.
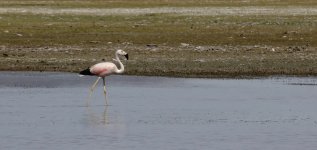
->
[124,54,129,60]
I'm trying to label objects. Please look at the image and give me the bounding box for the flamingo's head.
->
[116,49,129,60]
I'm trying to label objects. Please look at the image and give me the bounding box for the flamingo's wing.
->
[79,68,94,76]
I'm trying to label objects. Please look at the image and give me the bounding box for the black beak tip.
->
[125,54,129,60]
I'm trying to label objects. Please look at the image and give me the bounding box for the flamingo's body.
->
[80,49,128,106]
[80,62,118,77]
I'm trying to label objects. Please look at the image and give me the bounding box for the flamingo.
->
[79,49,128,106]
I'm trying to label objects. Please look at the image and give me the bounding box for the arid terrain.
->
[0,0,316,77]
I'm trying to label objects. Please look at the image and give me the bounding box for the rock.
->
[195,46,205,51]
[180,43,190,47]
[146,44,158,48]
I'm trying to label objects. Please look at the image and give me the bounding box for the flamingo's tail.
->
[79,68,94,77]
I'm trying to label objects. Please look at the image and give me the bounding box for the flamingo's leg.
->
[87,77,101,106]
[102,77,108,106]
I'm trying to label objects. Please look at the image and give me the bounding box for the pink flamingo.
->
[79,49,128,106]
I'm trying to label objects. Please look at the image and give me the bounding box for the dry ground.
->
[0,0,316,77]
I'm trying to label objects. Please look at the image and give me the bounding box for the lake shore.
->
[1,44,317,78]
[0,1,316,78]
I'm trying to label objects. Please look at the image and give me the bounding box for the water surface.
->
[1,72,317,150]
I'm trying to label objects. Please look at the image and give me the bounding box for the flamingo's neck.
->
[115,52,124,74]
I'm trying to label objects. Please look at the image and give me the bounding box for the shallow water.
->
[1,72,317,150]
